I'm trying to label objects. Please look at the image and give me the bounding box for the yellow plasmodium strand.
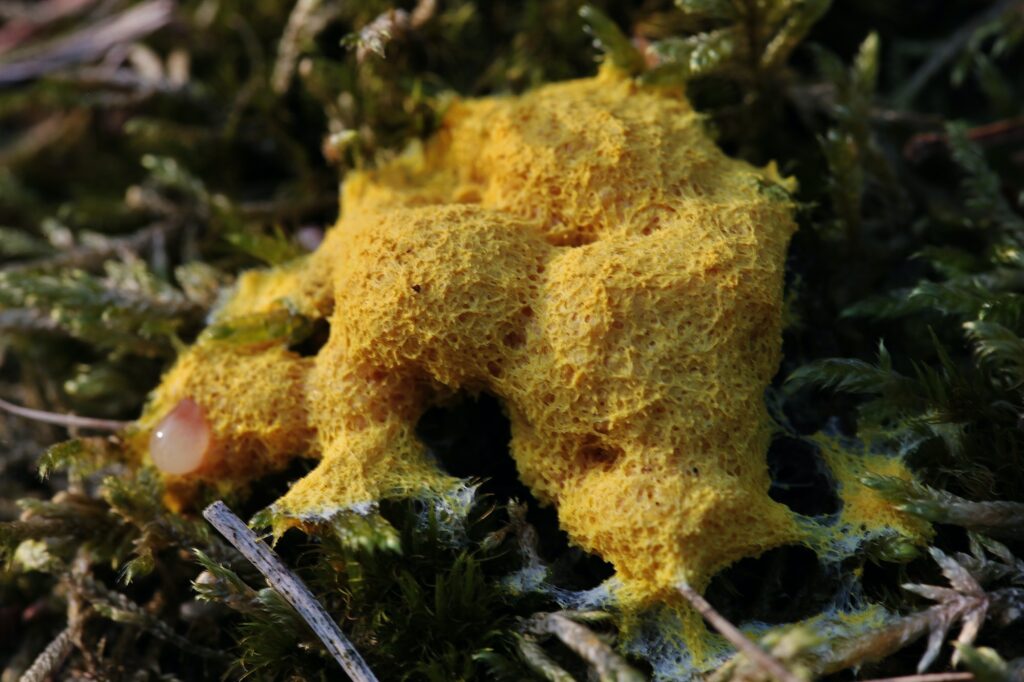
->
[819,440,934,547]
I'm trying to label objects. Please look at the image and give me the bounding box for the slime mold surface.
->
[135,69,928,633]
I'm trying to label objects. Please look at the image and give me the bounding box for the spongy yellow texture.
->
[138,68,807,601]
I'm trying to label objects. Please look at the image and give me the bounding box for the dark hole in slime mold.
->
[416,392,614,589]
[767,436,841,517]
[288,317,331,357]
[704,545,837,625]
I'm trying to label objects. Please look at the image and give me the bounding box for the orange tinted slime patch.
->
[133,67,926,614]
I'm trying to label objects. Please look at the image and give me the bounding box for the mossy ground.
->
[2,1,1024,680]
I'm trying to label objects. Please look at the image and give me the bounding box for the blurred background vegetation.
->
[2,0,1024,679]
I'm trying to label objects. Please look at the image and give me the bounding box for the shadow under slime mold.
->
[130,65,930,675]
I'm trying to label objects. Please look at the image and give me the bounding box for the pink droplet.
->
[149,398,212,475]
[296,225,324,252]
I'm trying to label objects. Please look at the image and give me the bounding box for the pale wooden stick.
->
[0,0,173,84]
[860,671,970,675]
[524,612,645,682]
[18,625,75,682]
[677,583,800,682]
[202,501,378,682]
[0,396,128,431]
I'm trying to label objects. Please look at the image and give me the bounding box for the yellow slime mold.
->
[134,68,923,614]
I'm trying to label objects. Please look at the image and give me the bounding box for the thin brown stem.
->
[859,674,974,682]
[2,221,174,274]
[522,611,645,682]
[0,396,128,431]
[895,0,1021,106]
[17,625,75,682]
[677,583,800,682]
[0,0,174,84]
[904,115,1024,162]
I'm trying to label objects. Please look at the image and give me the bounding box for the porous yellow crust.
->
[134,67,918,607]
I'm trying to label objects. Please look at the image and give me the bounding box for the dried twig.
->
[71,573,226,660]
[271,0,338,95]
[858,674,974,682]
[677,583,801,682]
[822,608,942,675]
[0,309,62,334]
[895,0,1020,106]
[709,624,820,682]
[2,222,175,275]
[237,195,336,221]
[18,550,91,682]
[508,500,544,567]
[351,0,437,63]
[17,625,75,682]
[0,0,96,55]
[786,82,943,128]
[0,0,173,84]
[521,611,644,682]
[905,116,1024,163]
[202,501,379,682]
[0,397,129,432]
[50,65,191,95]
[0,111,90,167]
[515,633,575,682]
